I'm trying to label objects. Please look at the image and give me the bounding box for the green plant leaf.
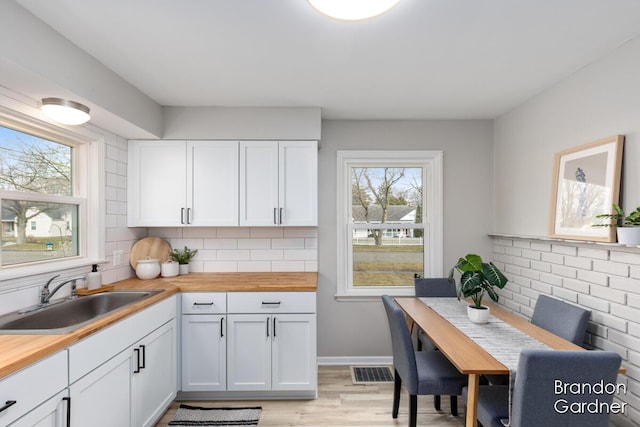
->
[482,262,508,288]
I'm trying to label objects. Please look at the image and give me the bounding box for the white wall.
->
[317,119,494,360]
[493,35,640,427]
[494,37,640,236]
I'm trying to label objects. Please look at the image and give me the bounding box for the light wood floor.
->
[154,365,465,426]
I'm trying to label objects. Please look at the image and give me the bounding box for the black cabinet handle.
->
[0,400,16,413]
[133,348,141,373]
[187,208,191,224]
[273,208,277,225]
[63,397,71,427]
[181,208,185,224]
[279,207,283,224]
[266,317,270,337]
[220,317,224,338]
[140,345,146,369]
[193,302,214,306]
[273,317,277,338]
[261,301,281,306]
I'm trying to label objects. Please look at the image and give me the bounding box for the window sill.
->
[0,257,108,282]
[335,287,415,302]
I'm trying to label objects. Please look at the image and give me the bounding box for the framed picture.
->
[549,135,624,242]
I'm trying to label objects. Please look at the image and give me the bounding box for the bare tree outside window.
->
[350,167,424,286]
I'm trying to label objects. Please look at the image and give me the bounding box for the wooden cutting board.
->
[129,237,172,269]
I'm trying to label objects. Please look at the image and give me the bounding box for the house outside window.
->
[336,150,443,299]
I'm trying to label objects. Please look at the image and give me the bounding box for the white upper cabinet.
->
[128,140,239,226]
[240,141,317,226]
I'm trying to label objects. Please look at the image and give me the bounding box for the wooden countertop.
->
[0,272,317,379]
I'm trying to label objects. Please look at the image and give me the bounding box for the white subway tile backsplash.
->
[204,239,238,249]
[250,228,284,238]
[272,238,305,249]
[237,239,271,249]
[284,249,317,261]
[202,260,238,272]
[217,228,251,238]
[284,227,318,238]
[183,227,218,238]
[272,261,305,272]
[238,261,272,272]
[250,250,284,261]
[217,250,251,261]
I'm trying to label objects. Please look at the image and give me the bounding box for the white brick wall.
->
[492,236,640,427]
[148,227,318,273]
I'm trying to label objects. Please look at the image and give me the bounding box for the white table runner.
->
[419,298,550,425]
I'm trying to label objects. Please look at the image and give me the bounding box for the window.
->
[0,105,103,278]
[336,151,443,299]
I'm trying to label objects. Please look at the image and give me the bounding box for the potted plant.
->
[169,246,199,275]
[594,203,640,245]
[448,253,508,324]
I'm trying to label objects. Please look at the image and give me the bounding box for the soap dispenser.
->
[87,264,102,290]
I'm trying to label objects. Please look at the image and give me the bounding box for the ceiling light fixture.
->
[40,97,91,125]
[308,0,400,21]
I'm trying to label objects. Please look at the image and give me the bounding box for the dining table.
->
[394,297,586,427]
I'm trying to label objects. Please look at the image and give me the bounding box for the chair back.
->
[414,278,456,297]
[531,295,590,345]
[511,349,621,427]
[382,295,418,393]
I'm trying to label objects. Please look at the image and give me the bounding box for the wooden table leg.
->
[465,373,480,427]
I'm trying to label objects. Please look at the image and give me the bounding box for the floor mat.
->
[168,404,261,426]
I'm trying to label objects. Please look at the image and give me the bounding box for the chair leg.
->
[409,395,417,427]
[392,370,401,418]
[450,396,458,416]
[434,394,441,410]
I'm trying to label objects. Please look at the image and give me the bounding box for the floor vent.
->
[350,366,394,384]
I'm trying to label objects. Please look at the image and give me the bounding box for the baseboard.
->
[317,356,393,366]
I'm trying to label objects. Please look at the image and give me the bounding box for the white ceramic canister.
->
[136,257,161,280]
[161,260,179,277]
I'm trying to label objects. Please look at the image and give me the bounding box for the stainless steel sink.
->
[0,290,163,334]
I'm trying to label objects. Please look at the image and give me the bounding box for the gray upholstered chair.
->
[465,349,621,427]
[413,277,457,352]
[382,295,467,427]
[486,295,591,386]
[531,295,590,345]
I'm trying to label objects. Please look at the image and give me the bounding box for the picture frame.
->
[549,135,624,242]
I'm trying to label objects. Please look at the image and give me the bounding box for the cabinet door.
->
[188,141,239,226]
[69,349,132,427]
[128,140,187,226]
[132,320,177,427]
[181,314,226,391]
[239,141,279,226]
[271,314,317,391]
[8,390,69,427]
[227,314,271,391]
[279,141,318,226]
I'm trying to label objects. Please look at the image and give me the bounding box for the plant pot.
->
[616,227,640,245]
[161,260,179,277]
[467,305,490,324]
[179,263,190,275]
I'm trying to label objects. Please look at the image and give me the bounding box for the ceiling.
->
[15,0,640,120]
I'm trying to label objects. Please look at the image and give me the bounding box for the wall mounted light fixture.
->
[40,98,91,125]
[308,0,400,21]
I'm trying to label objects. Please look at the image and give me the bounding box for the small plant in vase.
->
[169,246,198,275]
[593,203,640,245]
[448,253,508,324]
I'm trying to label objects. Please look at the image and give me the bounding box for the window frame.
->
[0,103,105,280]
[336,150,443,300]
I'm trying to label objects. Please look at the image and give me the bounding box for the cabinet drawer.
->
[227,292,316,314]
[182,292,226,314]
[0,351,67,426]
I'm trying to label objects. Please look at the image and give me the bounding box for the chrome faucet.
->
[40,275,86,304]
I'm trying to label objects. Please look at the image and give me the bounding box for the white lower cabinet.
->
[226,292,317,393]
[0,351,68,427]
[132,320,177,427]
[69,349,132,427]
[68,295,177,426]
[226,314,317,392]
[179,291,317,398]
[9,390,69,427]
[180,292,227,391]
